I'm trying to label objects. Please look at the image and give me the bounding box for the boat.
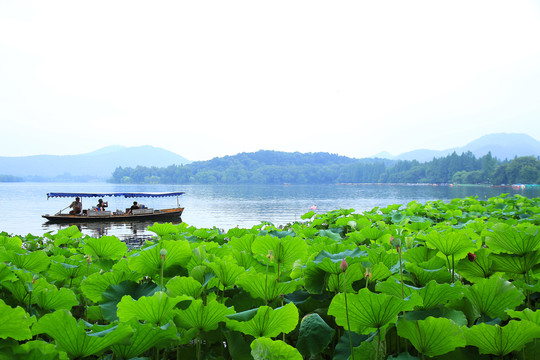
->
[42,192,185,223]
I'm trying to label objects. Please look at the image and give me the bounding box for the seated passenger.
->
[96,199,108,211]
[69,197,82,215]
[128,201,140,214]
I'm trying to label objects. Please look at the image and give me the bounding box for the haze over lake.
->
[1,182,539,240]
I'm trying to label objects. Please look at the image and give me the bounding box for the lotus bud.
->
[340,259,348,272]
[467,252,477,262]
[390,236,402,253]
[266,250,274,262]
[160,248,167,261]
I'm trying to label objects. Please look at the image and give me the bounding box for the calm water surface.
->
[1,182,539,239]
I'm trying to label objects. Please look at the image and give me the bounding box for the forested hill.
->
[109,150,540,185]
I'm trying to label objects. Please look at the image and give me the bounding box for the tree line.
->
[109,150,540,185]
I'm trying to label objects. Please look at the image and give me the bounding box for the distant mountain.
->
[0,145,191,181]
[377,133,540,162]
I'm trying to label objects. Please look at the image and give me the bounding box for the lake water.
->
[1,182,539,240]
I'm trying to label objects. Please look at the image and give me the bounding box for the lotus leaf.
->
[237,272,300,303]
[250,337,302,360]
[147,222,178,238]
[506,308,540,325]
[464,320,540,356]
[34,287,78,311]
[397,317,466,357]
[117,291,192,325]
[32,309,133,358]
[174,298,234,332]
[484,223,540,256]
[80,269,142,303]
[9,339,69,360]
[328,288,421,334]
[0,249,50,273]
[166,275,203,298]
[465,276,524,319]
[82,235,127,260]
[252,235,308,272]
[100,280,159,321]
[0,299,35,340]
[455,248,493,281]
[296,313,335,357]
[111,319,178,359]
[128,240,192,277]
[225,303,299,338]
[206,256,246,289]
[424,230,476,259]
[0,235,23,251]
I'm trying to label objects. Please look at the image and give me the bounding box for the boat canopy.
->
[47,192,185,199]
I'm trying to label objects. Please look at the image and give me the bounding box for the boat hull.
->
[42,208,184,223]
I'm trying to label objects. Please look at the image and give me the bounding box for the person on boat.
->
[69,197,82,215]
[128,201,140,214]
[96,199,108,211]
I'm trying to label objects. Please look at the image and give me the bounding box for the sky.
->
[1,1,540,162]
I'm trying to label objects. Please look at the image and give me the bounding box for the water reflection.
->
[42,219,182,240]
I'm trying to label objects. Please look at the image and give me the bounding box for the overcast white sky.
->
[1,1,540,161]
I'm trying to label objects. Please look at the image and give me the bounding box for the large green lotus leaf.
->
[147,222,178,238]
[237,272,300,303]
[82,236,128,260]
[367,247,397,270]
[455,248,493,282]
[405,308,468,327]
[2,273,54,304]
[318,229,343,242]
[333,331,369,360]
[506,308,540,325]
[166,276,203,298]
[304,265,329,294]
[250,337,302,360]
[174,298,234,332]
[0,299,35,340]
[369,262,392,282]
[252,235,308,272]
[128,240,192,276]
[464,320,540,356]
[484,223,540,256]
[328,288,422,334]
[117,291,192,325]
[402,246,439,264]
[397,317,466,357]
[327,262,365,293]
[416,281,464,309]
[225,303,299,338]
[312,248,367,271]
[80,270,142,303]
[32,309,133,358]
[490,251,540,275]
[10,340,69,360]
[375,276,415,299]
[55,225,82,239]
[100,280,159,321]
[0,235,23,251]
[228,234,256,254]
[424,230,476,258]
[359,226,386,241]
[111,319,178,359]
[0,262,17,282]
[226,227,250,239]
[465,277,524,319]
[296,313,335,358]
[0,250,50,273]
[47,260,85,284]
[34,287,78,311]
[206,256,246,289]
[406,262,452,286]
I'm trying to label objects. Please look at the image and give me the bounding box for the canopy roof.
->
[47,192,185,199]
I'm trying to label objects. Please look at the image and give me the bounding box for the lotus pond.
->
[2,194,540,360]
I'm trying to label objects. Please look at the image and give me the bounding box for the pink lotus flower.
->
[340,259,348,272]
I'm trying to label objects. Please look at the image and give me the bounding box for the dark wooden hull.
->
[43,208,184,223]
